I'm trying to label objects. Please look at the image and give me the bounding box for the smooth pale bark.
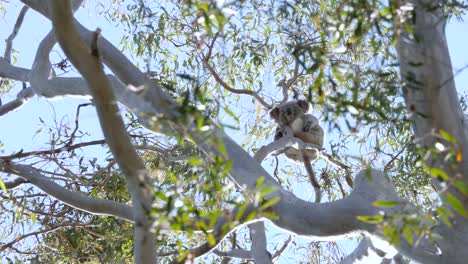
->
[47,1,156,263]
[396,0,468,262]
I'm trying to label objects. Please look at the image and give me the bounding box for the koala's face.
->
[270,100,309,125]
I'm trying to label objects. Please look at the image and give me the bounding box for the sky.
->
[0,1,468,263]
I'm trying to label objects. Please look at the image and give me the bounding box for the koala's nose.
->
[286,109,292,116]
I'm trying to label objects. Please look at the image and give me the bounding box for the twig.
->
[320,151,353,188]
[279,57,301,104]
[383,147,406,172]
[202,35,272,109]
[0,223,89,252]
[335,175,346,198]
[66,103,92,146]
[271,235,293,261]
[0,139,106,160]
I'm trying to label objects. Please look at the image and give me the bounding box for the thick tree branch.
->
[0,58,30,82]
[47,1,156,263]
[397,0,468,187]
[214,248,252,259]
[341,237,388,264]
[3,177,29,189]
[249,222,272,264]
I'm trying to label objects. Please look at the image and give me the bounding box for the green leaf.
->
[0,179,6,192]
[445,193,468,218]
[30,213,37,225]
[206,233,216,245]
[187,157,204,166]
[403,225,413,245]
[439,130,457,143]
[427,167,449,181]
[436,207,453,227]
[372,200,400,208]
[356,215,384,224]
[454,180,468,195]
[260,197,280,210]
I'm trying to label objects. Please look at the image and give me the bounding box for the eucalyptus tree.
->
[0,0,467,263]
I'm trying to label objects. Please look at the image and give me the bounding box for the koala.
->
[270,100,324,162]
[269,99,324,202]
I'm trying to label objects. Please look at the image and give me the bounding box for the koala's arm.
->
[303,114,319,130]
[301,114,324,147]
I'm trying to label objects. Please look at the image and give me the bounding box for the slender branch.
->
[271,235,293,261]
[4,6,29,63]
[383,147,406,172]
[279,57,301,104]
[66,103,92,146]
[0,87,35,116]
[0,139,106,160]
[321,151,353,188]
[0,161,134,221]
[0,223,89,253]
[202,35,272,109]
[171,205,260,263]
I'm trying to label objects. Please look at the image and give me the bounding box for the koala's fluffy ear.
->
[297,100,310,112]
[270,107,280,120]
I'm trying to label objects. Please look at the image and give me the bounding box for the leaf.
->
[30,213,37,225]
[260,197,280,210]
[0,179,6,193]
[356,215,384,224]
[372,200,400,208]
[445,193,468,218]
[439,130,457,143]
[206,233,216,245]
[454,180,468,195]
[403,225,413,245]
[427,167,449,181]
[187,157,204,166]
[436,207,453,227]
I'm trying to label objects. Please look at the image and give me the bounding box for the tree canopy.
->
[1,0,468,263]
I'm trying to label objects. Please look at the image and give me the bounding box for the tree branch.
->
[47,0,156,263]
[3,177,29,189]
[0,161,133,221]
[202,35,273,109]
[4,6,29,63]
[249,222,272,264]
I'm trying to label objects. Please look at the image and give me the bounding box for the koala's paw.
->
[303,121,314,132]
[274,131,284,141]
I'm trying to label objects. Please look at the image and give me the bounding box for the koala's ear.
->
[297,100,310,112]
[270,107,280,120]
